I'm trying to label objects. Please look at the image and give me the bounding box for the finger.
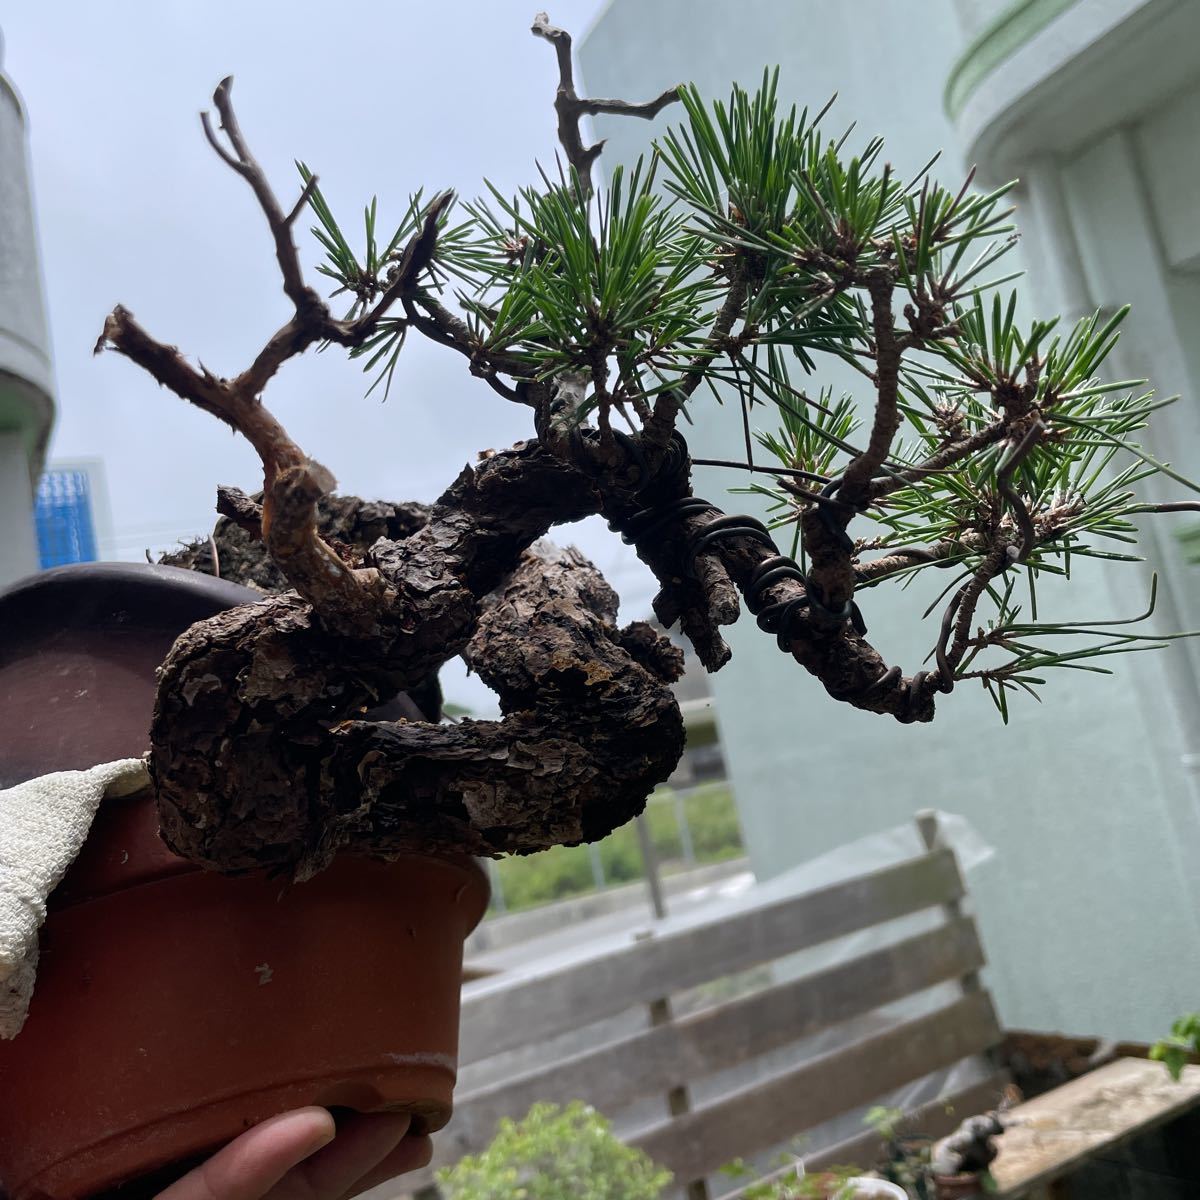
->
[345,1135,434,1198]
[157,1109,336,1200]
[281,1113,412,1200]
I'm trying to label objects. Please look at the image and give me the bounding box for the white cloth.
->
[0,758,149,1038]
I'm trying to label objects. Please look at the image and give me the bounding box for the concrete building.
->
[0,27,54,588]
[580,0,1200,1041]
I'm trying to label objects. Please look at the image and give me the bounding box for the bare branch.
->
[403,290,541,387]
[402,291,477,356]
[839,274,904,503]
[97,307,385,629]
[531,12,679,197]
[215,486,264,539]
[202,77,315,309]
[645,268,750,446]
[350,190,454,336]
[285,173,320,227]
[96,306,305,473]
[234,190,453,400]
[531,12,577,93]
[577,91,681,121]
[854,539,972,586]
[233,315,325,402]
[199,79,457,400]
[941,541,1011,677]
[98,308,376,629]
[996,418,1044,563]
[871,420,1007,499]
[102,75,467,627]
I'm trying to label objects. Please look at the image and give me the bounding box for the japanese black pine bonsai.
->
[97,14,1198,879]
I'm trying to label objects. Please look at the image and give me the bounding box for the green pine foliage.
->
[302,69,1199,720]
[494,785,743,913]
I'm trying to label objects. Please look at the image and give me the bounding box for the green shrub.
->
[682,784,744,860]
[1150,1012,1200,1079]
[437,1102,671,1200]
[489,784,747,913]
[494,844,593,911]
[645,795,686,860]
[597,823,646,882]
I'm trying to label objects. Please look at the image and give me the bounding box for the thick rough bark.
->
[151,577,476,874]
[160,493,430,592]
[320,546,684,867]
[598,443,741,673]
[155,544,684,877]
[161,492,444,719]
[150,441,672,874]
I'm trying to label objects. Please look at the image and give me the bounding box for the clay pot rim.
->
[0,561,264,631]
[0,560,431,726]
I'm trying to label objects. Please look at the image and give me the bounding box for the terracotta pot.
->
[932,1174,982,1199]
[0,564,489,1200]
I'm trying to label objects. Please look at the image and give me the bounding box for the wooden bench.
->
[399,811,1007,1197]
[989,1057,1200,1198]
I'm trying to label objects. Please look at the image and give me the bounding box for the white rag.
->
[0,758,150,1038]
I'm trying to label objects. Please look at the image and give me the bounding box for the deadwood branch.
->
[531,11,679,197]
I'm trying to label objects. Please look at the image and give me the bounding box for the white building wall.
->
[581,0,1200,1040]
[0,431,37,585]
[0,28,54,587]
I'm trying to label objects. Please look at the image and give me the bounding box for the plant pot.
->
[0,563,489,1200]
[842,1179,907,1199]
[932,1174,983,1199]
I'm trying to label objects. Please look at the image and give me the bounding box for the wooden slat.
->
[633,990,1002,1183]
[458,849,962,1065]
[398,993,998,1200]
[436,916,985,1162]
[917,811,983,997]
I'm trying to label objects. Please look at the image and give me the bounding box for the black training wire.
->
[605,434,869,645]
[576,426,952,712]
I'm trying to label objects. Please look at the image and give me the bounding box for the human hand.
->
[156,1108,433,1200]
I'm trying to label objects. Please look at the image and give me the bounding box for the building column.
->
[1019,138,1200,931]
[0,430,38,588]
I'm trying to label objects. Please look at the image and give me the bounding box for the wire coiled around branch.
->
[590,430,966,719]
[605,433,868,642]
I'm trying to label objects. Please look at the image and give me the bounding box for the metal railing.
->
[484,779,743,917]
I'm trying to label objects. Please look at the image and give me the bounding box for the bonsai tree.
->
[95,14,1199,878]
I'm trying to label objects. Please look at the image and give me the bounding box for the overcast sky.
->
[4,0,662,712]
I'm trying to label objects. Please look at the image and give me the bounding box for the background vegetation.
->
[492,783,744,912]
